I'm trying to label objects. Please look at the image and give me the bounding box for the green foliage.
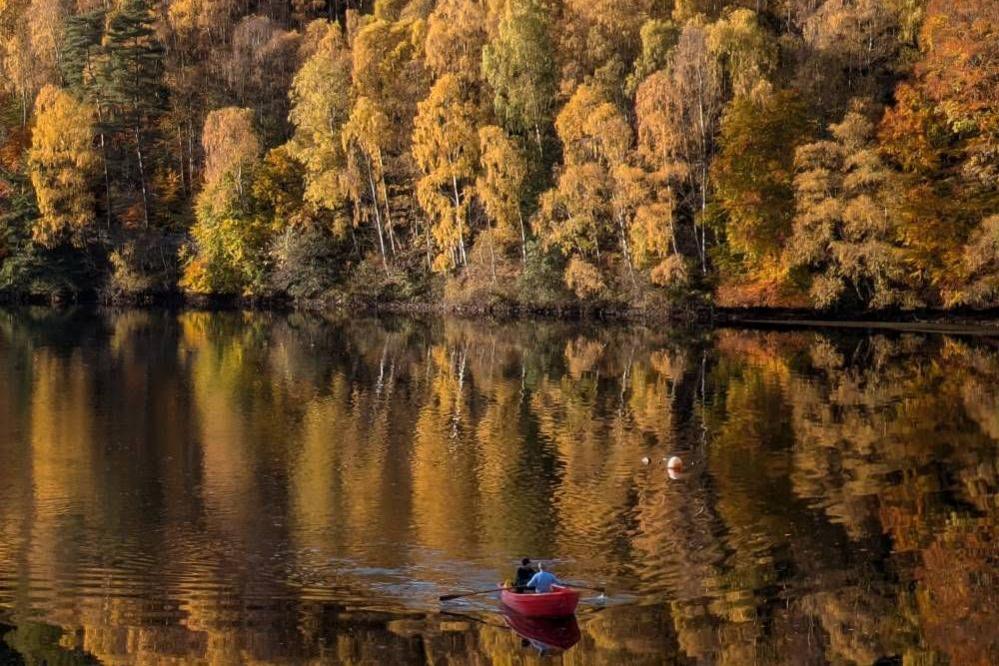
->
[712,89,812,272]
[626,19,680,94]
[269,223,343,301]
[481,0,558,142]
[182,174,271,296]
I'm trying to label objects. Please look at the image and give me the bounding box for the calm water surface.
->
[0,309,996,664]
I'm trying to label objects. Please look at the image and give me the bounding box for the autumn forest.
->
[0,0,996,312]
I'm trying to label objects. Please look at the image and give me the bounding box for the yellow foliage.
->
[424,0,487,79]
[476,125,526,252]
[27,84,98,248]
[412,74,480,272]
[563,255,605,298]
[555,83,631,166]
[201,107,260,189]
[287,21,352,212]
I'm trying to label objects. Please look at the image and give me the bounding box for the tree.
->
[558,0,658,94]
[878,0,998,299]
[794,0,907,118]
[181,107,266,295]
[554,83,631,167]
[636,20,723,274]
[613,164,683,288]
[425,0,488,81]
[343,96,395,268]
[626,18,680,95]
[25,0,65,83]
[287,22,352,213]
[707,8,776,99]
[412,74,480,272]
[221,16,301,141]
[787,104,918,310]
[27,85,99,248]
[476,125,528,265]
[351,12,431,262]
[351,14,429,150]
[712,88,812,273]
[481,0,558,148]
[0,0,64,124]
[535,84,634,297]
[100,0,169,228]
[201,108,260,195]
[953,215,999,307]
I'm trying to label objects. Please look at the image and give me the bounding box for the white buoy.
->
[664,456,685,479]
[640,456,651,465]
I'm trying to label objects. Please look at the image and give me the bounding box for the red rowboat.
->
[500,585,581,618]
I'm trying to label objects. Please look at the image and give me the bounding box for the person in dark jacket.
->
[513,558,535,592]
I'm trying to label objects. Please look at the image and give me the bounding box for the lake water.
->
[0,308,996,664]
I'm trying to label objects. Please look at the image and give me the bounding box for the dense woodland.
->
[0,0,996,311]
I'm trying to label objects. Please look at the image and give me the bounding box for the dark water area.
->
[0,308,996,665]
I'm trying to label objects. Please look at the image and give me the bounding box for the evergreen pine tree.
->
[100,0,169,229]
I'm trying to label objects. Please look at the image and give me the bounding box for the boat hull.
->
[500,585,580,618]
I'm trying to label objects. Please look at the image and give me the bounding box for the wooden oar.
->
[563,584,606,595]
[439,588,503,602]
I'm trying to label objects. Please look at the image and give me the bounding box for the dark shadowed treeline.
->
[0,1,997,311]
[0,310,997,663]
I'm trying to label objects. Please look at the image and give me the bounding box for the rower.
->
[513,557,536,592]
[525,562,560,593]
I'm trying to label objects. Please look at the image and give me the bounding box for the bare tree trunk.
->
[178,130,187,196]
[451,174,467,266]
[488,228,497,282]
[135,127,150,229]
[375,153,397,255]
[188,119,196,187]
[699,166,707,274]
[96,101,113,230]
[100,130,112,229]
[366,159,389,273]
[668,184,679,256]
[617,213,637,289]
[425,219,432,270]
[517,209,528,265]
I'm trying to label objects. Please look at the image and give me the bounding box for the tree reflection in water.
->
[0,308,996,664]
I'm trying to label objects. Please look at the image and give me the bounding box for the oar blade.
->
[439,587,501,602]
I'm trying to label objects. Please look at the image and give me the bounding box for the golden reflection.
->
[0,309,997,664]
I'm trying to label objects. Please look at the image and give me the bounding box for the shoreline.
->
[3,293,999,334]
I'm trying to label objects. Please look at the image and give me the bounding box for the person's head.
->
[521,557,530,566]
[538,561,545,572]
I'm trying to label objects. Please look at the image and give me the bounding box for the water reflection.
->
[0,308,997,664]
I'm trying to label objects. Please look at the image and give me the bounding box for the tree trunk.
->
[92,101,114,230]
[488,228,497,283]
[451,174,467,266]
[517,208,528,265]
[617,213,637,289]
[699,166,707,274]
[375,152,397,255]
[366,158,389,273]
[135,127,150,229]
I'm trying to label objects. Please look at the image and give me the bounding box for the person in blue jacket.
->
[525,562,560,593]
